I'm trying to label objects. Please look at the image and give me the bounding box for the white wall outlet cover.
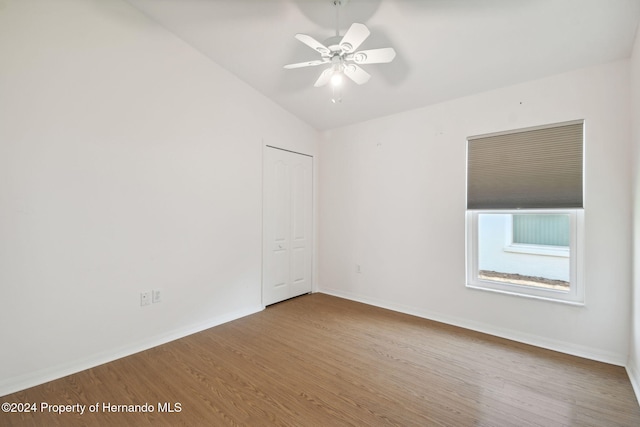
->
[152,290,161,303]
[140,292,151,306]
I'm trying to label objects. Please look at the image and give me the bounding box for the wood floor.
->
[2,293,639,426]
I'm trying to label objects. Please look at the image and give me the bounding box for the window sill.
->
[503,244,570,258]
[466,282,585,306]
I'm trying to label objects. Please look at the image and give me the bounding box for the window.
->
[465,121,584,304]
[505,213,570,258]
[467,210,583,303]
[512,214,569,246]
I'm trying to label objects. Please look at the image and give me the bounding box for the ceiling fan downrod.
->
[334,0,341,37]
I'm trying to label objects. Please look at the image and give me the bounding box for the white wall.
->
[319,60,632,364]
[629,22,640,399]
[0,0,318,396]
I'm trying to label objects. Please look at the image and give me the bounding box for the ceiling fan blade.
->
[339,23,370,53]
[344,64,371,85]
[350,47,396,65]
[295,33,331,55]
[314,68,333,87]
[284,59,329,69]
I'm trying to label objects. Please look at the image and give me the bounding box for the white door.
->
[263,147,313,306]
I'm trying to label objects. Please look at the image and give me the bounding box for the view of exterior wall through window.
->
[477,213,570,291]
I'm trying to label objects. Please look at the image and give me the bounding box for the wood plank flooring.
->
[1,293,639,426]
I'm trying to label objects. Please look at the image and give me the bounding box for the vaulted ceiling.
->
[125,0,640,130]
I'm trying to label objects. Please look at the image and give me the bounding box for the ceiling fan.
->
[284,0,396,101]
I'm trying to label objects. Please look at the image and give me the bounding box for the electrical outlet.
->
[152,289,161,303]
[140,291,151,307]
[357,264,362,274]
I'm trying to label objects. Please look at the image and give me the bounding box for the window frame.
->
[465,208,585,305]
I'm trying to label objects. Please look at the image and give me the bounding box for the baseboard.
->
[0,305,263,398]
[628,362,640,405]
[319,288,627,366]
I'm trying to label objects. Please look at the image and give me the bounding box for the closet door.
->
[263,147,313,306]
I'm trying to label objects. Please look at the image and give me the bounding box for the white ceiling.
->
[125,0,640,130]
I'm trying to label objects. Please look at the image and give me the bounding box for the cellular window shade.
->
[467,121,583,209]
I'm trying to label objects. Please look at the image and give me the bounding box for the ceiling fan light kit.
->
[284,0,396,103]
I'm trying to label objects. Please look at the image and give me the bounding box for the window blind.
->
[467,120,583,209]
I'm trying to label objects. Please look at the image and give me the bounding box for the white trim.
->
[0,305,263,398]
[503,244,570,258]
[264,144,313,158]
[318,288,625,366]
[626,363,640,405]
[465,284,584,306]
